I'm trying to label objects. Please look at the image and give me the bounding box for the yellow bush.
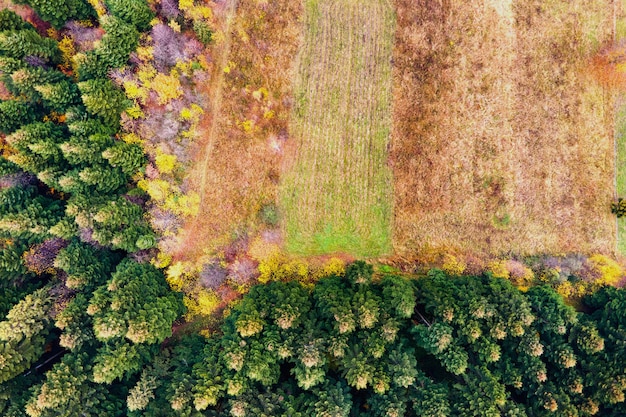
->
[164,192,200,217]
[183,290,220,321]
[442,254,466,276]
[155,151,177,174]
[588,254,624,286]
[121,132,143,145]
[123,81,148,103]
[152,72,183,105]
[488,260,510,280]
[323,257,345,276]
[258,253,309,284]
[58,36,75,71]
[138,179,170,202]
[152,251,172,269]
[124,104,145,119]
[137,64,157,86]
[135,45,154,62]
[179,0,194,11]
[168,19,182,32]
[166,261,195,291]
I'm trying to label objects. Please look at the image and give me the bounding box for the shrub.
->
[192,20,212,45]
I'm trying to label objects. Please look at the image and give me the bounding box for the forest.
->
[1,0,626,416]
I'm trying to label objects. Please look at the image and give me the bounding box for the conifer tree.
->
[0,9,34,31]
[25,352,124,417]
[59,137,108,167]
[102,142,146,175]
[0,289,52,383]
[88,258,183,345]
[12,0,95,29]
[105,0,154,31]
[0,29,60,64]
[78,78,128,128]
[0,100,37,134]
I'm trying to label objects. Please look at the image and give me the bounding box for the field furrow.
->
[280,0,395,257]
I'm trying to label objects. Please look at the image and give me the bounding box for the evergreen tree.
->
[78,78,129,128]
[53,240,116,290]
[0,289,52,383]
[88,258,183,345]
[60,133,113,166]
[0,29,60,64]
[102,142,145,175]
[105,0,154,31]
[0,9,34,31]
[0,100,37,134]
[34,79,81,112]
[12,0,95,29]
[24,352,124,417]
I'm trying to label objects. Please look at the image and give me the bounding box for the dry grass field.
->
[392,0,616,258]
[279,0,395,257]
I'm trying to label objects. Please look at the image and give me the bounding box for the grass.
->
[391,0,616,258]
[279,0,395,258]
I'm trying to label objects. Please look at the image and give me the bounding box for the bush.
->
[192,20,212,45]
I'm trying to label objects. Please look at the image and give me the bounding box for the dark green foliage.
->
[0,29,60,64]
[88,258,184,345]
[25,351,125,417]
[78,78,129,128]
[4,66,66,103]
[612,197,626,217]
[98,16,139,67]
[60,134,113,166]
[53,240,116,290]
[0,100,37,135]
[0,185,64,244]
[105,0,154,31]
[0,288,52,383]
[35,79,81,112]
[102,142,146,175]
[192,20,212,45]
[76,16,139,80]
[12,0,95,29]
[0,10,34,31]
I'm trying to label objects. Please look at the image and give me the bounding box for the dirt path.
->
[196,0,239,206]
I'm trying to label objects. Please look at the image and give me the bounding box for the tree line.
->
[0,2,184,415]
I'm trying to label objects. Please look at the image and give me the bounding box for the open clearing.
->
[175,0,301,260]
[392,0,616,258]
[279,0,395,257]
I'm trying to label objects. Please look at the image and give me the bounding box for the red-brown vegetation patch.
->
[175,0,302,261]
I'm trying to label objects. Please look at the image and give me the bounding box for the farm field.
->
[279,0,395,257]
[392,0,616,258]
